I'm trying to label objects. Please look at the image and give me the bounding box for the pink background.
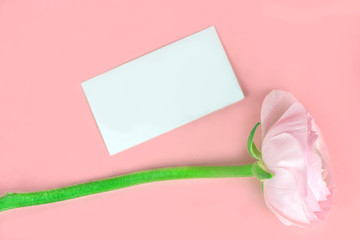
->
[1,0,360,239]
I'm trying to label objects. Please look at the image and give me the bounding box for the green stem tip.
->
[0,164,272,213]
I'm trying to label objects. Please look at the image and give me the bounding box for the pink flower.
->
[260,90,333,226]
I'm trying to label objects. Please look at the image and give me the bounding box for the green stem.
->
[0,165,255,213]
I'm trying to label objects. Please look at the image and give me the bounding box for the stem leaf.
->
[247,122,262,160]
[252,161,273,180]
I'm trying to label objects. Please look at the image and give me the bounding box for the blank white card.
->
[82,26,244,155]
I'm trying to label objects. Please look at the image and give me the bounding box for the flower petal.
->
[263,168,310,225]
[263,102,308,150]
[261,90,298,138]
[262,132,319,224]
[260,90,333,226]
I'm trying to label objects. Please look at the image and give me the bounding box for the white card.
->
[82,26,244,155]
